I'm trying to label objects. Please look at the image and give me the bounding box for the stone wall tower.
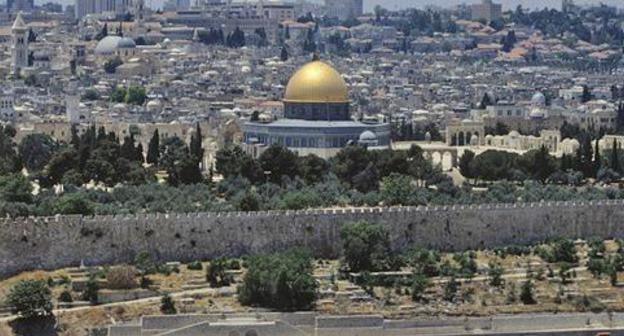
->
[11,12,29,76]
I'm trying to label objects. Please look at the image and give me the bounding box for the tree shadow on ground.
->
[9,315,58,336]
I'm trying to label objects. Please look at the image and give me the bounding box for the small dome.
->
[95,36,122,55]
[424,131,432,142]
[32,50,50,61]
[508,130,520,138]
[485,134,493,140]
[531,91,546,106]
[359,130,378,142]
[117,37,136,49]
[529,107,545,119]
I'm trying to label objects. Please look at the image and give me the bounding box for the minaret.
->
[11,12,29,76]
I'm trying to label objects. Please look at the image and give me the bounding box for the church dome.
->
[283,60,349,103]
[95,36,122,55]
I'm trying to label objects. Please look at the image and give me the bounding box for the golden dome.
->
[283,61,349,103]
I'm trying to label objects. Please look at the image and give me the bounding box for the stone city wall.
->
[1,200,624,278]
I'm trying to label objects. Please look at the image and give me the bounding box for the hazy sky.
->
[30,0,624,13]
[363,0,623,12]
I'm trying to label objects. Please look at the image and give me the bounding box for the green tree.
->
[611,140,620,173]
[52,193,94,215]
[581,85,593,103]
[110,85,126,102]
[7,280,53,319]
[125,85,146,105]
[340,221,396,272]
[82,275,99,304]
[146,130,160,165]
[206,258,232,288]
[0,125,21,175]
[411,273,430,302]
[104,56,123,74]
[479,92,493,109]
[0,174,32,203]
[238,249,317,311]
[159,137,202,186]
[236,190,261,211]
[160,293,176,314]
[520,279,536,304]
[488,262,504,288]
[280,46,289,61]
[18,134,58,172]
[95,23,108,40]
[519,146,557,182]
[258,145,299,184]
[459,150,475,179]
[215,145,248,178]
[552,239,578,264]
[352,162,379,193]
[190,123,204,162]
[43,148,79,186]
[380,173,413,206]
[297,154,329,185]
[443,277,459,302]
[82,89,100,101]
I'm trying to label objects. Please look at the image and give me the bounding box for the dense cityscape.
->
[3,0,624,335]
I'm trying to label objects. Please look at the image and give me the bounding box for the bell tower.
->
[11,12,29,76]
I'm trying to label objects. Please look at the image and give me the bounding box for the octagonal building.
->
[242,60,390,158]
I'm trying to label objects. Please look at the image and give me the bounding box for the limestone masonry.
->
[2,200,624,277]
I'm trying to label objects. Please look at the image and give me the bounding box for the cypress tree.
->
[594,137,601,176]
[147,129,160,165]
[120,135,136,161]
[190,123,203,161]
[280,46,288,61]
[135,143,144,163]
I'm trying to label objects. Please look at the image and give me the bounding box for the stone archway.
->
[431,151,442,167]
[442,152,454,171]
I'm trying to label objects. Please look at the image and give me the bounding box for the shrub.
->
[552,239,578,263]
[443,277,458,302]
[207,258,233,288]
[187,261,203,271]
[238,249,317,311]
[406,248,440,277]
[160,293,176,315]
[411,273,430,302]
[82,276,99,304]
[228,259,241,270]
[7,280,53,319]
[134,251,157,275]
[488,262,504,288]
[58,290,73,303]
[520,280,536,305]
[588,258,605,278]
[575,294,606,313]
[340,221,398,272]
[106,265,138,290]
